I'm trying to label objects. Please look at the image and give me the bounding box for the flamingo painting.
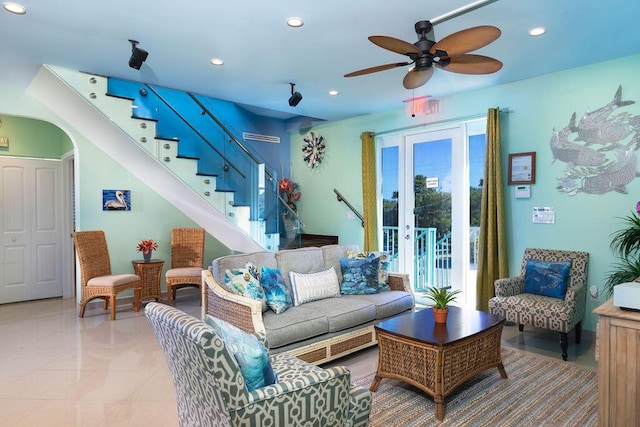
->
[103,190,130,210]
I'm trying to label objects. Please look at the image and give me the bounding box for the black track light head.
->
[128,39,148,70]
[288,82,302,107]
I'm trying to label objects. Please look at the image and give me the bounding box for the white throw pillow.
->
[289,267,340,306]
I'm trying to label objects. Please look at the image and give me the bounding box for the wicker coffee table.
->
[371,306,507,420]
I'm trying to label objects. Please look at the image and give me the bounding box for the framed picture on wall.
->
[508,152,536,185]
[103,189,130,211]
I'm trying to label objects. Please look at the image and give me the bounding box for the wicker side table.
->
[132,259,164,303]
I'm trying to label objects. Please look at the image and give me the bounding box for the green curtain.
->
[361,131,378,251]
[476,108,509,312]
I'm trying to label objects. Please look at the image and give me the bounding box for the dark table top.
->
[375,306,504,346]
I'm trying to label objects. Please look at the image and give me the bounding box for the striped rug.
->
[354,347,598,426]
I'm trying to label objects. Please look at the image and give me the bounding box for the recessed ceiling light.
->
[328,90,339,96]
[286,17,304,28]
[528,27,546,37]
[3,2,26,15]
[210,58,224,66]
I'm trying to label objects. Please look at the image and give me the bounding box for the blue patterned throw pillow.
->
[524,259,572,299]
[206,315,277,392]
[346,250,391,292]
[260,266,293,314]
[224,261,268,312]
[340,256,380,295]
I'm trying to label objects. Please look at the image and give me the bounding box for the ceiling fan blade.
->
[437,54,503,74]
[403,67,434,89]
[369,35,422,56]
[430,25,501,57]
[344,62,411,77]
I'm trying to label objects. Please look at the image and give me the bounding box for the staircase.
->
[27,65,294,253]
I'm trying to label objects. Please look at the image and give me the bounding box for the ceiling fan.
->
[344,0,503,89]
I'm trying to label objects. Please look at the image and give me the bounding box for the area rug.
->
[353,347,597,426]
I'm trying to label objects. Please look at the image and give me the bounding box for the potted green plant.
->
[604,201,640,298]
[425,286,462,323]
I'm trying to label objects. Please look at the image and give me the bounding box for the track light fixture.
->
[288,83,303,107]
[128,39,148,70]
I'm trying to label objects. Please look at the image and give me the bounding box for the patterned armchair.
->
[145,302,371,427]
[488,248,589,361]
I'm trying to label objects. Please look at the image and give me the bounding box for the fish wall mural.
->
[552,85,640,195]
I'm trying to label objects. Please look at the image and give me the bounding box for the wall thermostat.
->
[515,185,530,199]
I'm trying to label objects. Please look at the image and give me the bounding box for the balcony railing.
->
[382,226,480,291]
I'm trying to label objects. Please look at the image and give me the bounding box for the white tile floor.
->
[0,294,598,426]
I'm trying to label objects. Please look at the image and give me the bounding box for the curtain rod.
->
[374,108,512,137]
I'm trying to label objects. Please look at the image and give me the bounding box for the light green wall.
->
[0,114,72,157]
[291,53,640,331]
[0,87,231,298]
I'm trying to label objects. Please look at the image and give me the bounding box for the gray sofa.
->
[203,244,415,364]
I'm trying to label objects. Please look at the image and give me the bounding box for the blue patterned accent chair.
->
[488,248,589,361]
[145,302,371,427]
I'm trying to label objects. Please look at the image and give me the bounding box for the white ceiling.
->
[1,0,639,122]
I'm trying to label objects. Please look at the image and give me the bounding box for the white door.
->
[0,157,63,303]
[378,119,486,307]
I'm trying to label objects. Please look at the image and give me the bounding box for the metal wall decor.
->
[302,132,325,168]
[552,85,640,195]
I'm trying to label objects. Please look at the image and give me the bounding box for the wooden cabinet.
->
[594,299,640,426]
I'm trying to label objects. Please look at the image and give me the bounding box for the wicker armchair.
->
[72,230,141,320]
[145,302,372,427]
[488,248,589,360]
[165,228,205,306]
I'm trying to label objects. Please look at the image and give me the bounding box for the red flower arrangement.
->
[136,239,158,254]
[278,178,301,212]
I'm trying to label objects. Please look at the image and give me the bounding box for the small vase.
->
[433,307,449,324]
[143,251,152,263]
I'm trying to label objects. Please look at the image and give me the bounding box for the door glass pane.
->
[381,146,399,271]
[413,138,452,292]
[469,134,486,272]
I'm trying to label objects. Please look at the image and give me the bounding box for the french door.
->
[378,119,486,307]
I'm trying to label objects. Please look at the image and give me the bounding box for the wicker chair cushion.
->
[87,273,139,287]
[343,291,415,320]
[262,306,329,348]
[260,266,293,314]
[165,267,202,278]
[524,259,572,299]
[206,315,278,392]
[340,256,380,295]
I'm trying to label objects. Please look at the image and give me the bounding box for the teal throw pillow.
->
[346,250,391,292]
[224,261,268,312]
[340,256,380,295]
[206,315,277,392]
[523,259,572,299]
[260,266,293,314]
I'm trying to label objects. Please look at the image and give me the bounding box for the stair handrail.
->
[143,84,246,179]
[333,188,364,227]
[188,93,277,184]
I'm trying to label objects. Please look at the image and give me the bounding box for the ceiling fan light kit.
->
[344,0,503,90]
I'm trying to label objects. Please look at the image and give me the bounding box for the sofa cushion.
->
[524,259,572,299]
[322,244,360,283]
[262,307,329,348]
[339,256,379,295]
[289,267,341,306]
[260,266,293,314]
[343,291,414,319]
[305,297,376,333]
[206,315,278,392]
[276,247,325,292]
